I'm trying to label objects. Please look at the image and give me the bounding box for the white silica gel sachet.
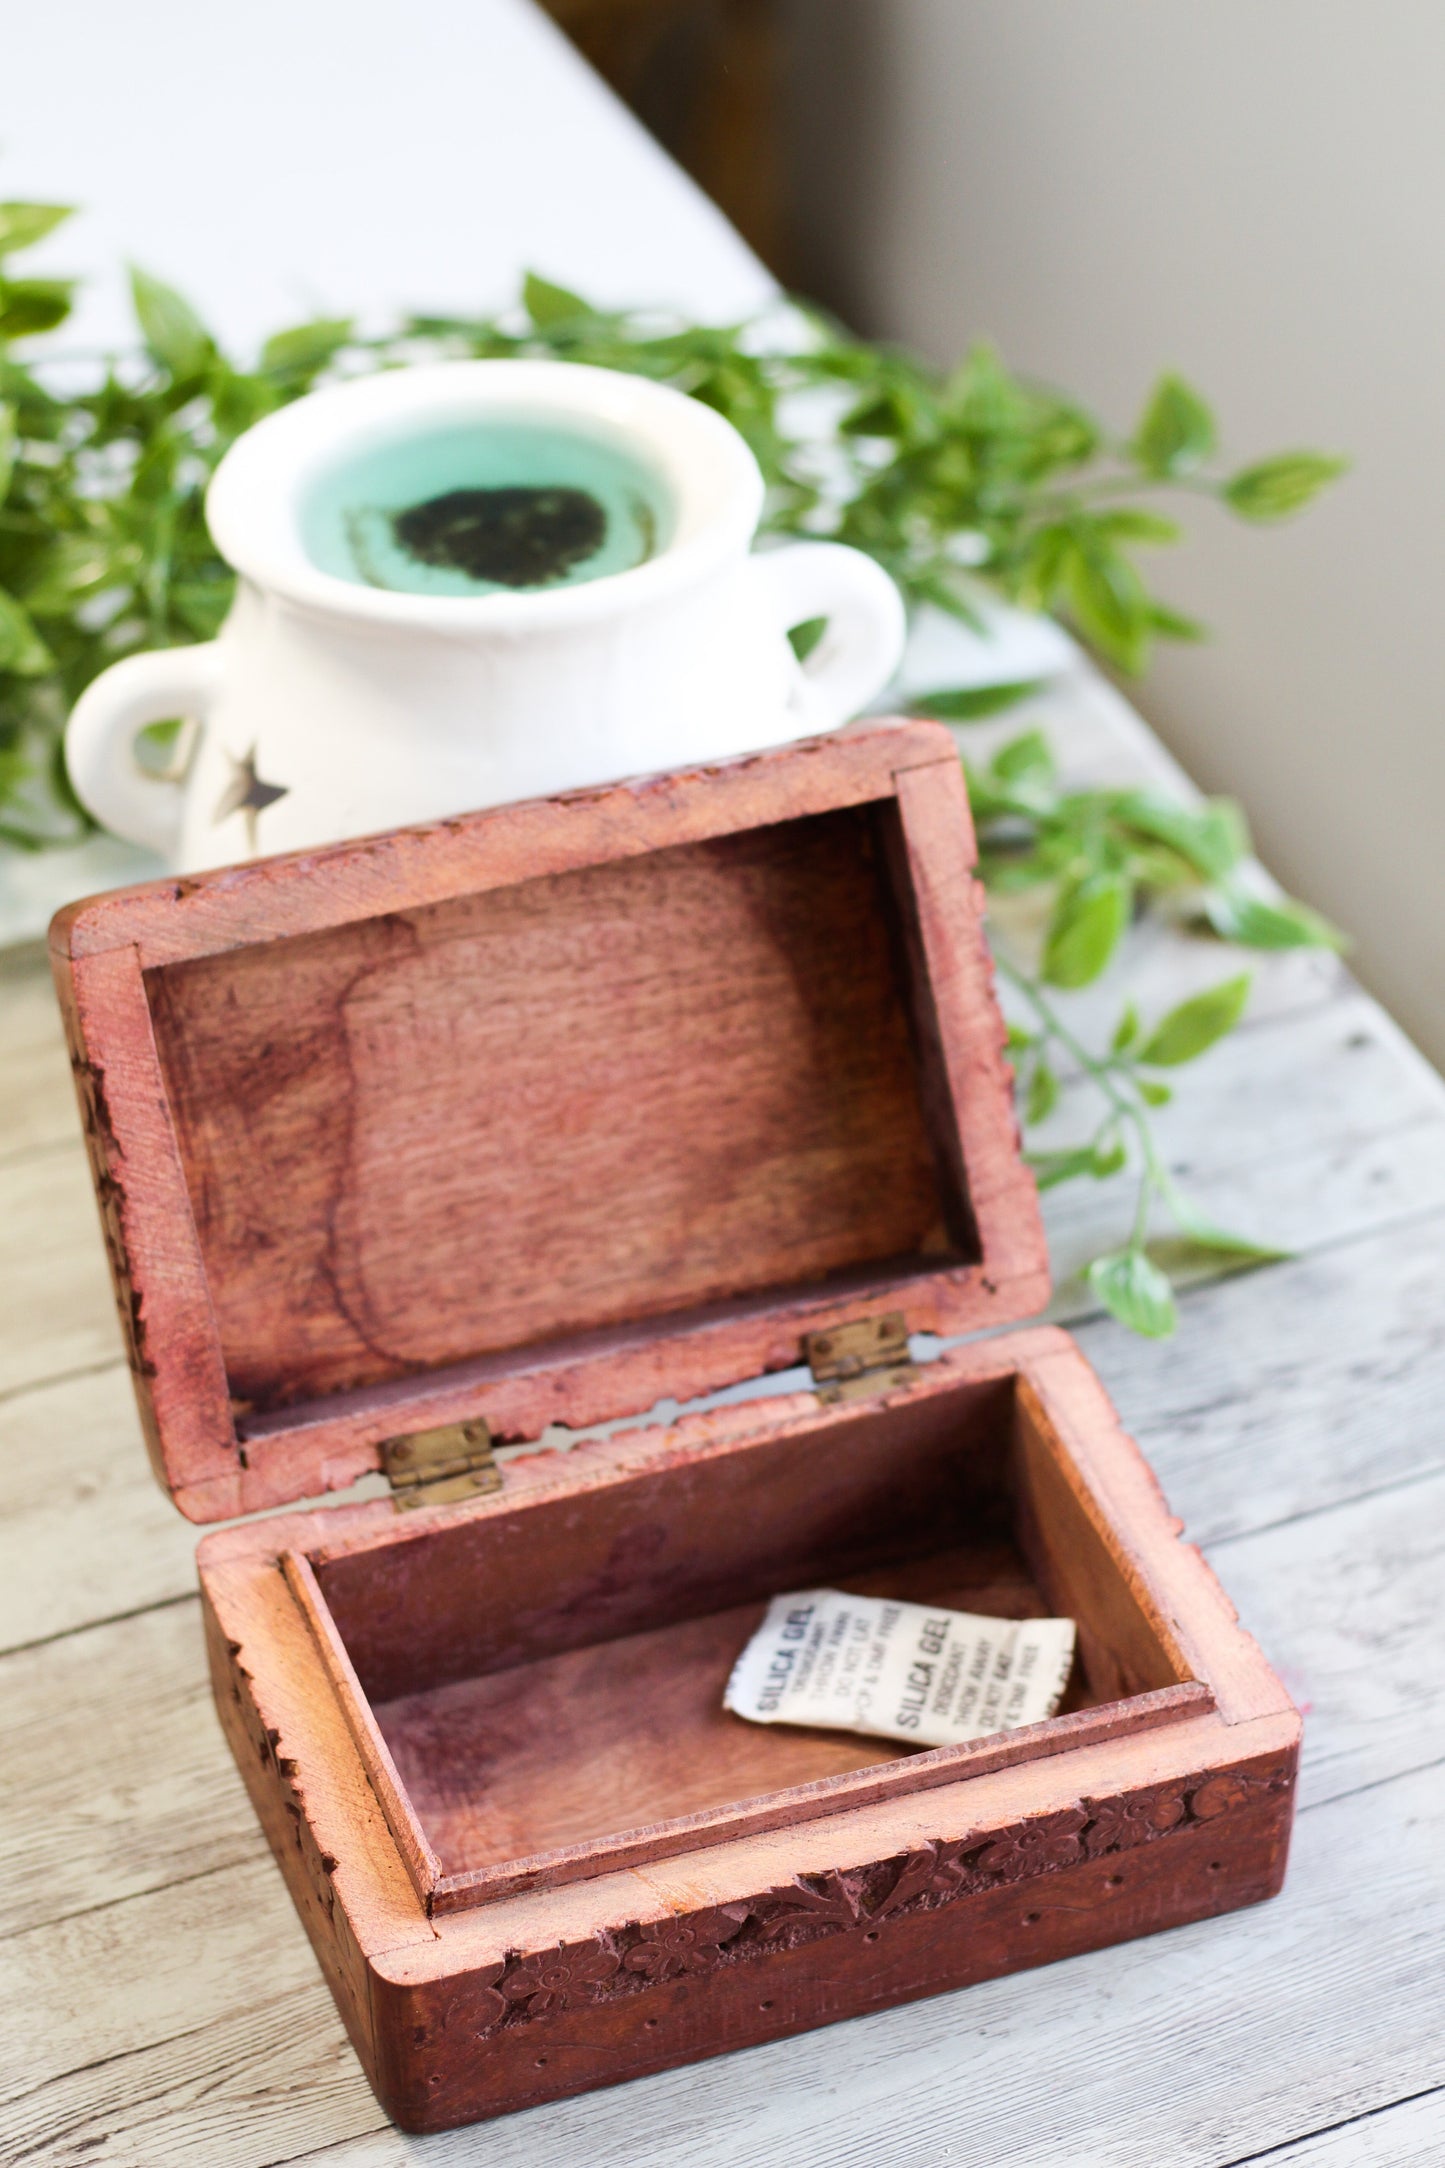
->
[724,1589,1076,1750]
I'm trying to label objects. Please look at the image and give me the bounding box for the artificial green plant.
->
[0,204,1346,1335]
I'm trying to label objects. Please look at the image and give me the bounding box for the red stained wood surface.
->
[198,1331,1300,2132]
[50,719,1298,2134]
[50,720,1048,1521]
[145,809,962,1411]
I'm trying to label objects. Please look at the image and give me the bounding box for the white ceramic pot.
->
[64,360,906,870]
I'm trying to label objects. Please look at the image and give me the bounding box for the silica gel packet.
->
[724,1588,1075,1750]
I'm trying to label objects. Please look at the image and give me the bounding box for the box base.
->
[198,1330,1300,2133]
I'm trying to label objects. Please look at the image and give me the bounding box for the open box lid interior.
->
[51,720,1048,1522]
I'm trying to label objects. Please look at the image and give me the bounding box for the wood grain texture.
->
[0,1361,197,1654]
[53,942,239,1499]
[0,940,79,1163]
[0,1145,120,1399]
[1240,2093,1445,2166]
[147,810,963,1405]
[51,719,1047,1522]
[48,717,954,968]
[0,1760,1431,2168]
[0,1597,262,1938]
[218,1501,1301,2135]
[3,1431,1440,2165]
[192,1326,1297,2124]
[9,656,1445,2162]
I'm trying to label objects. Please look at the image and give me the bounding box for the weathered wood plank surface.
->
[1241,2091,1445,2166]
[3,672,1443,2164]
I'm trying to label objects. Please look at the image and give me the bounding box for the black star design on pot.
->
[213,745,289,855]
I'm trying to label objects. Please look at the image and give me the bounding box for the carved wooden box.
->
[51,719,1299,2133]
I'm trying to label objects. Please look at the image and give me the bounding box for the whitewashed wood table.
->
[4,657,1445,2167]
[4,4,1445,2160]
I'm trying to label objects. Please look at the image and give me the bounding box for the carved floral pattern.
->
[623,1907,748,1980]
[755,1873,867,1941]
[1189,1774,1252,1821]
[467,1961,509,2035]
[1083,1785,1187,1855]
[973,1807,1087,1880]
[870,1840,976,1915]
[474,1762,1292,2033]
[502,1937,620,2016]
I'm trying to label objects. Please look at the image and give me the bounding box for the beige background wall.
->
[785,0,1443,1062]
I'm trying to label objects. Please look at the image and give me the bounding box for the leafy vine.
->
[0,203,1345,1332]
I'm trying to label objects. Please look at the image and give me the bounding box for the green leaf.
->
[1063,536,1151,673]
[1025,1061,1059,1125]
[1162,1215,1290,1267]
[1205,886,1346,951]
[788,615,828,663]
[1132,374,1216,478]
[1028,1138,1126,1192]
[1028,1146,1098,1192]
[1111,1001,1140,1055]
[260,316,354,375]
[992,727,1056,789]
[1015,523,1073,611]
[840,390,913,439]
[1138,1078,1173,1107]
[0,202,73,258]
[1041,872,1130,989]
[911,677,1050,721]
[0,588,55,675]
[523,272,590,327]
[0,402,15,501]
[1223,452,1347,521]
[0,278,73,339]
[1094,508,1182,546]
[947,340,1024,432]
[130,266,213,377]
[1136,972,1250,1066]
[1087,1248,1177,1337]
[1112,791,1249,881]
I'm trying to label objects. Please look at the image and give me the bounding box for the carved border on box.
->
[461,1765,1292,2038]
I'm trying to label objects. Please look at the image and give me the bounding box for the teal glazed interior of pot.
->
[298,413,676,598]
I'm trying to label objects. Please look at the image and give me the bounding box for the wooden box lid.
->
[50,718,1048,1523]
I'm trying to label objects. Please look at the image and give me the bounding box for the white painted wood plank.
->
[1038,988,1445,1296]
[0,1857,317,2103]
[0,1598,263,1938]
[1,1387,1440,2162]
[1201,1466,1445,1812]
[1,1979,378,2168]
[0,945,80,1165]
[0,1145,121,1398]
[34,1762,1429,2168]
[1240,2090,1445,2166]
[0,1364,198,1654]
[3,1030,1442,1657]
[1071,1212,1445,1548]
[0,1868,381,2167]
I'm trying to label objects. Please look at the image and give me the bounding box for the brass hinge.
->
[805,1311,917,1405]
[381,1419,502,1509]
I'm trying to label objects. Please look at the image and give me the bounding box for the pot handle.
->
[748,541,907,728]
[65,644,225,857]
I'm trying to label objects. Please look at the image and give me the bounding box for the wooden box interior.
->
[53,722,1048,1519]
[288,1359,1203,1916]
[144,802,978,1427]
